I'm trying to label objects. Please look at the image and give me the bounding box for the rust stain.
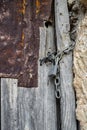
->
[17,0,26,47]
[21,31,25,47]
[17,0,26,15]
[0,0,53,87]
[36,0,40,14]
[22,0,26,15]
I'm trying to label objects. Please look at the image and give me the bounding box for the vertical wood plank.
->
[36,26,57,130]
[1,78,18,130]
[17,87,37,130]
[55,0,77,130]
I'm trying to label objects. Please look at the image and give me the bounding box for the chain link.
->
[40,41,75,99]
[55,73,61,99]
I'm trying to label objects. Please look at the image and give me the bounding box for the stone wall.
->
[80,0,87,7]
[74,9,87,130]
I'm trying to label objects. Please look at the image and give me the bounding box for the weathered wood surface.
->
[1,26,57,130]
[1,78,18,130]
[55,0,77,130]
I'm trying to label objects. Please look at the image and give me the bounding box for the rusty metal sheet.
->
[0,0,53,87]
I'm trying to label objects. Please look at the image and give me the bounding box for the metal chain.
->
[55,67,61,99]
[40,41,75,99]
[55,41,75,99]
[56,41,75,59]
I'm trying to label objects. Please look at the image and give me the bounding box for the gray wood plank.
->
[1,78,18,130]
[37,26,57,130]
[55,0,77,130]
[17,87,36,130]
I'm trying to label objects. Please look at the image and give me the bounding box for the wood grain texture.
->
[1,25,57,130]
[55,0,77,130]
[1,78,18,130]
[36,26,57,130]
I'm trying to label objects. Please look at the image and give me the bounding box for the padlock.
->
[48,57,59,78]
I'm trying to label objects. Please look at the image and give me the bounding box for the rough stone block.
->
[74,13,87,130]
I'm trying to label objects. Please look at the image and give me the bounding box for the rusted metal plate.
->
[0,0,53,87]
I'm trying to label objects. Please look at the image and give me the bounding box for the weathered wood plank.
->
[37,26,57,130]
[1,78,18,130]
[55,0,77,130]
[17,87,36,130]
